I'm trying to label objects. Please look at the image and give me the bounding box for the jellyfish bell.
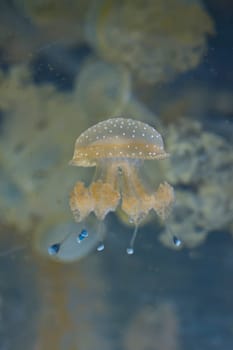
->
[69,117,175,254]
[70,117,169,167]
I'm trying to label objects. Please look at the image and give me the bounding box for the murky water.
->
[0,1,232,349]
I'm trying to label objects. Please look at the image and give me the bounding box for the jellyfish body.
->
[74,60,131,121]
[69,118,175,253]
[74,59,160,127]
[85,0,214,84]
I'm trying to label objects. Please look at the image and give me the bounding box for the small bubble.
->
[173,236,182,247]
[118,167,123,175]
[126,247,134,255]
[97,243,105,252]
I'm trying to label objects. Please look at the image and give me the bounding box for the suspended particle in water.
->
[38,220,105,262]
[126,248,134,255]
[77,229,88,243]
[48,243,61,256]
[47,231,73,256]
[97,242,105,252]
[48,228,89,257]
[173,236,182,247]
[69,117,175,254]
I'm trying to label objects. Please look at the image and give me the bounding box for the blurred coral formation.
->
[124,302,180,350]
[160,118,233,248]
[0,0,88,63]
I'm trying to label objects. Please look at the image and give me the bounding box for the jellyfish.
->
[74,60,131,121]
[68,117,175,255]
[85,0,214,84]
[74,59,160,126]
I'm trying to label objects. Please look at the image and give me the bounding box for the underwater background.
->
[0,0,232,349]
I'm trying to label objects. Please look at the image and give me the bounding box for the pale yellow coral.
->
[0,64,88,233]
[159,118,233,248]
